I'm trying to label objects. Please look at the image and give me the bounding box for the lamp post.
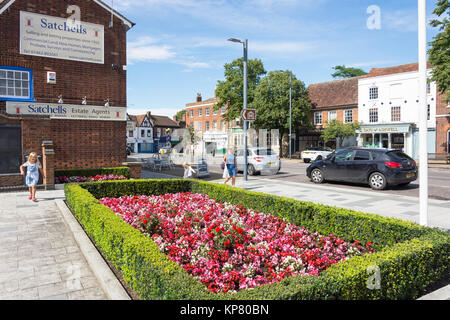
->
[228,38,248,181]
[418,0,428,226]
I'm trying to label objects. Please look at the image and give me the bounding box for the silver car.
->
[236,147,281,175]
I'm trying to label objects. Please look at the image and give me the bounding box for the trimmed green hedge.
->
[65,179,450,300]
[55,167,130,178]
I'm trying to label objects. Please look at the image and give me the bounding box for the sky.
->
[113,0,443,118]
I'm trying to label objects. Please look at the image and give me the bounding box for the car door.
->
[322,149,354,181]
[347,150,372,183]
[235,149,244,171]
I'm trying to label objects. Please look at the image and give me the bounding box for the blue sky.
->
[114,0,442,118]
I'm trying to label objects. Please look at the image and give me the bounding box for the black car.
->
[306,147,418,190]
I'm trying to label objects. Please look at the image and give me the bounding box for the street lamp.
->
[418,0,428,226]
[228,38,248,181]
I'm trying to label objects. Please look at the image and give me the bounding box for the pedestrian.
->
[223,146,237,186]
[182,162,196,179]
[20,152,44,202]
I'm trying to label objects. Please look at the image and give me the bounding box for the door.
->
[322,149,353,181]
[347,150,372,183]
[0,122,22,174]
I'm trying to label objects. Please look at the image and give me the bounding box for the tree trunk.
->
[281,133,289,158]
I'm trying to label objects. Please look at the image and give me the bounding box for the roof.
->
[149,114,180,128]
[186,97,219,108]
[308,76,363,109]
[127,114,147,127]
[0,0,135,28]
[366,62,432,78]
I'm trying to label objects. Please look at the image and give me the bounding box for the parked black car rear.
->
[306,147,418,190]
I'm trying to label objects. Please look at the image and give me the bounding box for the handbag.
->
[222,166,230,179]
[221,162,225,170]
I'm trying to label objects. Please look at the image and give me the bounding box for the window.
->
[141,129,145,137]
[213,120,217,131]
[369,108,378,123]
[205,121,210,131]
[328,111,337,121]
[427,104,430,120]
[369,87,378,100]
[205,108,210,116]
[314,112,322,125]
[190,110,194,118]
[213,109,217,116]
[427,82,431,94]
[221,106,226,114]
[391,106,401,122]
[335,150,353,162]
[147,130,152,137]
[198,109,202,117]
[353,150,371,161]
[221,120,226,131]
[128,131,133,137]
[344,110,353,123]
[0,67,33,100]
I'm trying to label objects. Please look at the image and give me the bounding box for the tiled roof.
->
[149,113,180,128]
[367,62,432,77]
[308,76,363,109]
[186,97,219,107]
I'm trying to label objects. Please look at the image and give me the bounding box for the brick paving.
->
[0,190,108,300]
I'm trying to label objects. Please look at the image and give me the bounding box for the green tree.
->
[428,0,450,103]
[331,65,367,79]
[322,119,361,148]
[175,109,186,121]
[214,58,266,121]
[250,70,311,156]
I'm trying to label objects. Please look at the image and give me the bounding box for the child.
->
[182,162,196,179]
[20,152,44,202]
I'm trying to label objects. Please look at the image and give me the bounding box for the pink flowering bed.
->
[100,192,374,293]
[55,174,128,184]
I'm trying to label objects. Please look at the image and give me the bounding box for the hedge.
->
[55,167,130,179]
[65,179,450,300]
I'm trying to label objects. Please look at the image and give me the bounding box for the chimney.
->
[196,93,202,102]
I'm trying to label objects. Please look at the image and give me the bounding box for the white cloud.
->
[127,36,175,64]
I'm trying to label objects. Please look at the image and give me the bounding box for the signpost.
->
[241,108,257,122]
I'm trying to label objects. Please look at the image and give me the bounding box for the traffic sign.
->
[241,108,257,121]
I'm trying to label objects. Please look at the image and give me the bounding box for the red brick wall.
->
[0,0,129,170]
[185,98,228,132]
[436,91,449,153]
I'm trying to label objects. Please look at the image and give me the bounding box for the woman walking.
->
[223,146,237,187]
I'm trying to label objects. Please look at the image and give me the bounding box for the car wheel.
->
[311,168,324,184]
[247,164,256,176]
[369,172,387,190]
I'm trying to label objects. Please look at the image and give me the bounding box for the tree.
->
[428,0,450,103]
[214,58,266,122]
[331,65,367,79]
[322,119,361,148]
[250,70,311,157]
[175,109,186,121]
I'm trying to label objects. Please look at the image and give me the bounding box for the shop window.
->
[314,112,322,125]
[391,106,401,122]
[369,87,378,100]
[0,67,33,101]
[369,108,378,123]
[344,110,353,123]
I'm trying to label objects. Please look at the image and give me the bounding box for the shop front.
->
[357,123,415,156]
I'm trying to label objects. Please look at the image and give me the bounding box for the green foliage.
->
[322,119,361,146]
[428,0,450,103]
[250,70,311,135]
[55,167,130,178]
[331,65,367,79]
[214,58,267,122]
[65,179,450,300]
[175,109,186,121]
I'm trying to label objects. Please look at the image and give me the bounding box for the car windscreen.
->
[254,149,275,155]
[387,151,413,161]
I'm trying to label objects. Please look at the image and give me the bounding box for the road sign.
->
[241,109,257,121]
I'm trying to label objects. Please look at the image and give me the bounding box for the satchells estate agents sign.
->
[6,102,126,121]
[20,11,104,64]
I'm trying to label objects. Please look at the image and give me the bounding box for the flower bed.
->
[55,174,128,184]
[100,192,374,293]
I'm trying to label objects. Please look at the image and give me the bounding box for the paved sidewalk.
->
[213,177,450,230]
[0,190,108,300]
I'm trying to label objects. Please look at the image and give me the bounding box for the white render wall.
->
[358,69,436,128]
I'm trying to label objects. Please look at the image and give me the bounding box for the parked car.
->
[301,147,333,163]
[306,147,418,190]
[236,147,281,176]
[126,146,132,155]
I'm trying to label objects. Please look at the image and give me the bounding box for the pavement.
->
[0,177,448,300]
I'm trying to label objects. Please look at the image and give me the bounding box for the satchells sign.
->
[20,11,104,64]
[6,102,126,121]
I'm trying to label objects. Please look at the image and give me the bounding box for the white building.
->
[357,63,437,159]
[127,113,154,153]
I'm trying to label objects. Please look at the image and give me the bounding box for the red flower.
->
[237,228,244,234]
[215,227,221,233]
[143,219,148,224]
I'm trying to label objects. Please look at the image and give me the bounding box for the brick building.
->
[185,93,228,134]
[436,91,449,154]
[0,0,134,186]
[305,76,361,150]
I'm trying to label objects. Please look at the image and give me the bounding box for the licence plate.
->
[269,162,276,166]
[304,153,310,155]
[406,173,415,178]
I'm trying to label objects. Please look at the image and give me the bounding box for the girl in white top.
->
[20,152,45,202]
[182,162,196,179]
